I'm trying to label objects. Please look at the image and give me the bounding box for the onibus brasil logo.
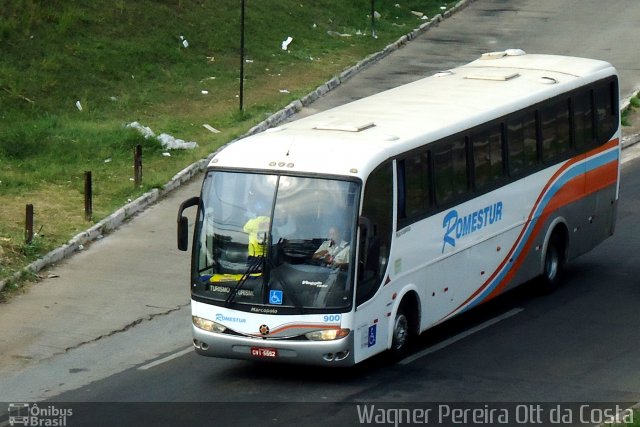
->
[8,403,73,426]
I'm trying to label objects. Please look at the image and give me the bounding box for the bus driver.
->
[313,226,350,270]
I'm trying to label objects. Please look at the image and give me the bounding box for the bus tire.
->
[389,302,413,360]
[540,233,565,292]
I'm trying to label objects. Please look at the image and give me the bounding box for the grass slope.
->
[0,0,450,287]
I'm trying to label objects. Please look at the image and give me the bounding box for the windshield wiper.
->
[198,265,215,274]
[225,256,263,306]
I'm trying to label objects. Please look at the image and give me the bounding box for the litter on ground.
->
[126,122,198,150]
[281,36,293,50]
[202,124,220,133]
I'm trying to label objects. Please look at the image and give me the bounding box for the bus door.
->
[354,162,394,362]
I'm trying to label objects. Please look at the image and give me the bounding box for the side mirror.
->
[177,196,200,251]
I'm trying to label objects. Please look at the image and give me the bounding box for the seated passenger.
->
[243,202,270,266]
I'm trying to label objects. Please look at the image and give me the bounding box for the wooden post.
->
[134,144,142,187]
[25,204,34,244]
[84,171,93,221]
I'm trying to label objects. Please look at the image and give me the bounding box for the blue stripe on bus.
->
[459,147,618,313]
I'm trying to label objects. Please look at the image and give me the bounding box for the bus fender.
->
[540,217,569,272]
[386,285,421,350]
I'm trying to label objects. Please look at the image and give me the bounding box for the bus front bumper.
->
[192,326,355,366]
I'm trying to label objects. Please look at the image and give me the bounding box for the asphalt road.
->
[36,148,640,425]
[35,151,640,425]
[1,1,640,426]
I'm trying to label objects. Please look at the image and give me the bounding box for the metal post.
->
[134,144,142,187]
[25,204,34,244]
[84,171,92,221]
[239,0,246,111]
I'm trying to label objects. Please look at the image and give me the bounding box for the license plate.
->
[250,347,278,358]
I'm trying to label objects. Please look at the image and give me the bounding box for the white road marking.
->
[138,347,193,371]
[399,307,524,365]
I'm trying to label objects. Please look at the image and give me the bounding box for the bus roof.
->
[209,51,617,180]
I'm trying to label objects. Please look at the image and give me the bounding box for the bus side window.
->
[471,124,504,190]
[433,137,469,206]
[356,163,393,305]
[540,98,571,162]
[399,151,431,222]
[594,79,619,144]
[507,110,538,177]
[573,90,595,151]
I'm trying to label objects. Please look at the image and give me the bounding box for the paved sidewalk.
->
[0,178,200,376]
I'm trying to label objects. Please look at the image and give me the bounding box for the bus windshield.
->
[193,170,360,312]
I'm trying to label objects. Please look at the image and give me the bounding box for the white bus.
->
[178,50,620,366]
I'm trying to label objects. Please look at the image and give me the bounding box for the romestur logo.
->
[442,201,503,252]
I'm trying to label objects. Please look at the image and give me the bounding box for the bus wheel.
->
[540,234,565,292]
[390,305,411,359]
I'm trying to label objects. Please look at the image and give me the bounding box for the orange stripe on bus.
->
[448,139,619,314]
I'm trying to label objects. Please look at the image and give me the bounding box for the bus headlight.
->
[192,316,226,333]
[305,328,350,341]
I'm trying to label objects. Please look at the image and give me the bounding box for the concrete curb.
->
[622,133,640,150]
